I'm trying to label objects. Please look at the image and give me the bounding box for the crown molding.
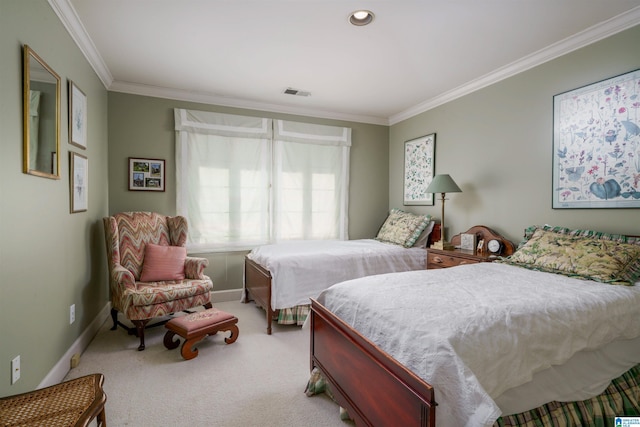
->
[50,0,639,127]
[49,0,386,125]
[48,0,113,87]
[109,81,389,125]
[389,6,640,125]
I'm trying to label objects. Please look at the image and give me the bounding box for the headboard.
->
[449,225,515,256]
[428,223,441,248]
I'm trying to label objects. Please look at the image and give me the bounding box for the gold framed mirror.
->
[23,45,60,179]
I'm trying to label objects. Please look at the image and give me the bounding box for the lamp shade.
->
[425,174,462,194]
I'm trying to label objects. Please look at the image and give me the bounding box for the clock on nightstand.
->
[487,239,503,255]
[426,225,515,269]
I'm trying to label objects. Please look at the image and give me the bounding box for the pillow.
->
[499,228,640,286]
[375,209,431,248]
[412,220,436,248]
[140,243,187,282]
[517,224,640,249]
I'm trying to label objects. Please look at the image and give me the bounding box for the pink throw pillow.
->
[140,243,186,282]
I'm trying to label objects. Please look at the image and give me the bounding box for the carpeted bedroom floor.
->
[63,300,353,427]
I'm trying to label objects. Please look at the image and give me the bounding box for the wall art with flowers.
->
[404,133,435,206]
[553,69,640,208]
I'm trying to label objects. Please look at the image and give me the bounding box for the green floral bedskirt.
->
[306,364,640,426]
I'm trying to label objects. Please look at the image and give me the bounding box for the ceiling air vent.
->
[283,87,311,97]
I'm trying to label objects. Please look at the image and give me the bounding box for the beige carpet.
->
[64,301,352,427]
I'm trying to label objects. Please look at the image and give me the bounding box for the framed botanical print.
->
[403,133,435,205]
[70,151,88,213]
[552,69,640,208]
[69,80,87,149]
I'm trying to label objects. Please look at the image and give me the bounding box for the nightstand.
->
[427,225,514,269]
[427,248,497,269]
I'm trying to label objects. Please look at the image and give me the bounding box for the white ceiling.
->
[51,0,640,125]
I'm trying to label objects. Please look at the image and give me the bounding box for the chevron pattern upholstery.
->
[103,212,213,350]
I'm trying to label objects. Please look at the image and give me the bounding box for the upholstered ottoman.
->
[163,308,239,360]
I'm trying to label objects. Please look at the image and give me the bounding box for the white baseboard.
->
[212,288,243,303]
[41,289,243,387]
[39,302,111,389]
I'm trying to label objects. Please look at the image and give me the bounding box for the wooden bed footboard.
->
[244,256,276,334]
[310,298,436,427]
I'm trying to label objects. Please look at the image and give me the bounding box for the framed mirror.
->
[23,45,60,179]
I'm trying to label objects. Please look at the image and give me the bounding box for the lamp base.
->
[430,240,455,250]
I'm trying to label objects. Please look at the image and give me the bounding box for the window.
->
[175,109,351,252]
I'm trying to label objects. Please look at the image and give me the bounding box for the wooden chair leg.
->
[132,320,149,351]
[110,308,118,331]
[97,406,107,426]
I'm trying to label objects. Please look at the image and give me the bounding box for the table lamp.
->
[425,174,462,250]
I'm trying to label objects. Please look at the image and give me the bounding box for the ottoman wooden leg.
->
[180,335,206,360]
[163,330,180,350]
[224,324,239,344]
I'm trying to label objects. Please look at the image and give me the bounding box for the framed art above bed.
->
[552,68,640,209]
[404,134,435,206]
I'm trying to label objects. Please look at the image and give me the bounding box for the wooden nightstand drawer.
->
[427,251,479,269]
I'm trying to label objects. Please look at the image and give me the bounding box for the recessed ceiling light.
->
[349,10,374,26]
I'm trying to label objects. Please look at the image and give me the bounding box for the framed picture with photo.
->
[128,157,165,191]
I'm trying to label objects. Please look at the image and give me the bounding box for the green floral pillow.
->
[517,224,640,249]
[500,228,640,286]
[375,209,432,248]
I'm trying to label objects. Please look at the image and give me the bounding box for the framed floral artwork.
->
[553,69,640,208]
[128,157,165,191]
[403,133,435,206]
[69,80,87,149]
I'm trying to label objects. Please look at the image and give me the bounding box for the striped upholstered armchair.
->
[103,212,213,350]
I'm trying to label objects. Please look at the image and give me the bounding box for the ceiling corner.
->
[48,0,114,88]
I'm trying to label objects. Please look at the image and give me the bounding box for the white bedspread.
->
[247,239,426,309]
[316,262,640,427]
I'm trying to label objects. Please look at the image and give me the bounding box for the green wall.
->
[0,1,109,396]
[107,93,390,292]
[390,25,640,244]
[2,0,638,397]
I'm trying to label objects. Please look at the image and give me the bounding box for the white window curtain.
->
[175,109,272,252]
[175,109,351,252]
[273,119,351,242]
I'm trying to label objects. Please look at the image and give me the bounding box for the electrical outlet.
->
[11,355,20,384]
[70,304,75,324]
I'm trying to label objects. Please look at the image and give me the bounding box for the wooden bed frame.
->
[243,224,441,335]
[310,298,436,426]
[243,256,278,334]
[308,229,640,426]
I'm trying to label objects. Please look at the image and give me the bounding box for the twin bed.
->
[244,210,439,334]
[308,224,640,426]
